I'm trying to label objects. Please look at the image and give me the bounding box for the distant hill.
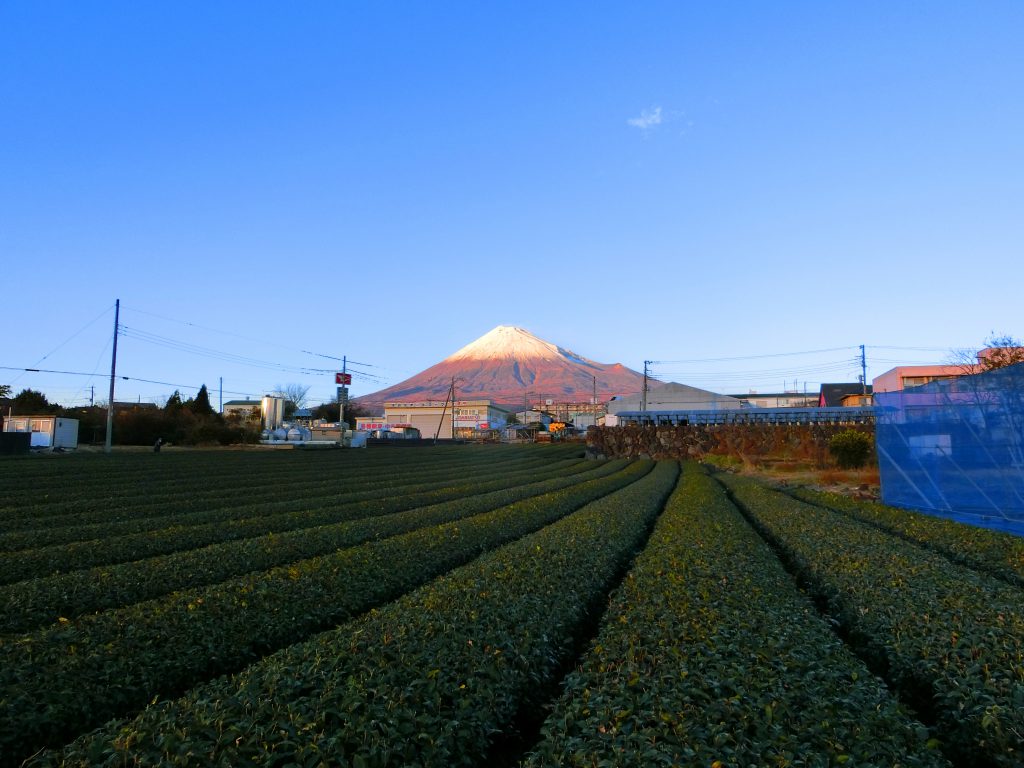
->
[355,326,649,412]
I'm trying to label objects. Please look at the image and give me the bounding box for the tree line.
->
[0,383,372,447]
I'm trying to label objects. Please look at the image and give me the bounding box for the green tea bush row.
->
[0,444,565,497]
[0,453,581,552]
[720,474,1024,767]
[33,462,679,768]
[1,460,653,765]
[0,445,575,523]
[524,465,947,767]
[0,449,418,508]
[0,458,589,584]
[788,486,1024,587]
[0,460,623,634]
[0,448,566,532]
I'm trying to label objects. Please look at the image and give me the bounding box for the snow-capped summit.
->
[356,326,647,410]
[445,326,591,364]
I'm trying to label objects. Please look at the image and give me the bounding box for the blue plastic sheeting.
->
[875,363,1024,536]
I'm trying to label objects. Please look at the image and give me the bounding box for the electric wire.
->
[650,345,857,364]
[867,345,955,353]
[120,305,381,371]
[68,332,114,406]
[645,346,866,397]
[652,361,859,379]
[14,304,983,408]
[6,305,115,388]
[0,365,259,398]
[119,325,334,375]
[117,325,386,382]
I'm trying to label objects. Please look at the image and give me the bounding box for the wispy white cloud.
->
[627,106,663,131]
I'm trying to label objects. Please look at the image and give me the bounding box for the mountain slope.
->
[356,326,648,411]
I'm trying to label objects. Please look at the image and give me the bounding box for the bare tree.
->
[949,333,1024,375]
[976,333,1024,372]
[273,383,311,412]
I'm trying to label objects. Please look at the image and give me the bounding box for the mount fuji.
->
[355,326,649,411]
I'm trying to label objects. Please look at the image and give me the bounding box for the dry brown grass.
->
[736,461,880,500]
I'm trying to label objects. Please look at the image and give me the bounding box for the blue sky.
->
[3,2,1022,408]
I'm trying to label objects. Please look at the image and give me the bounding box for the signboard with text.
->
[335,372,352,385]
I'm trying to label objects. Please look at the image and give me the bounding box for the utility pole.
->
[90,385,94,407]
[339,355,347,426]
[434,377,455,443]
[642,360,650,412]
[860,344,867,395]
[219,377,223,413]
[104,299,120,454]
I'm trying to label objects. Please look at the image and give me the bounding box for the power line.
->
[867,344,953,352]
[65,332,115,406]
[120,305,383,372]
[34,304,115,364]
[119,325,333,374]
[7,304,115,388]
[117,324,386,383]
[0,365,258,398]
[869,356,948,365]
[651,346,857,364]
[652,361,860,380]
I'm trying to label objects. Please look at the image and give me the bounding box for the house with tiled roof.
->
[818,383,873,408]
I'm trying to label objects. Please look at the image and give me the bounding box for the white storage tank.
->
[261,396,286,430]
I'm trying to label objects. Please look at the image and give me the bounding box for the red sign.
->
[335,372,352,385]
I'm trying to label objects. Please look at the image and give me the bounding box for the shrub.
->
[828,429,873,469]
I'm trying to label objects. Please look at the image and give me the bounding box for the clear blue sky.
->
[3,2,1022,408]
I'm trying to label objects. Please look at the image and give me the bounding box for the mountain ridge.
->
[355,326,649,412]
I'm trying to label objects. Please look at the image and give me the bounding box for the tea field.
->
[0,446,1021,767]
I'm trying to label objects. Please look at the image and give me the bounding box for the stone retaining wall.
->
[586,424,874,466]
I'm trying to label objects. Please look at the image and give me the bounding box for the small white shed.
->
[3,415,79,449]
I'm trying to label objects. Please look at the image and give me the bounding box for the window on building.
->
[903,375,956,389]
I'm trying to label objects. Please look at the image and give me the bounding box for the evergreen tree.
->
[164,391,184,412]
[187,385,215,417]
[312,400,371,422]
[12,388,56,413]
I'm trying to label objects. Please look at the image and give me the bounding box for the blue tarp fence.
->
[874,362,1024,535]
